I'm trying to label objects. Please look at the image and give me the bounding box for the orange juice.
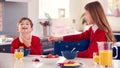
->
[93,55,99,64]
[14,52,24,59]
[99,50,112,66]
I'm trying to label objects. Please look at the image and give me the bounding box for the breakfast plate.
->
[58,65,81,68]
[57,61,83,68]
[32,54,59,64]
[40,54,59,64]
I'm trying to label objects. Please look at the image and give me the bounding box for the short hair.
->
[18,17,33,28]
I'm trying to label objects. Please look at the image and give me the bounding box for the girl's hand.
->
[47,36,55,42]
[47,36,63,42]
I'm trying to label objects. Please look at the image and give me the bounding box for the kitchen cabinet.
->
[41,38,54,55]
[0,2,2,31]
[5,0,29,2]
[0,39,54,54]
[1,2,28,35]
[0,44,11,53]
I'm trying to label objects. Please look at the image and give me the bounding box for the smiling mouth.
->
[22,27,28,30]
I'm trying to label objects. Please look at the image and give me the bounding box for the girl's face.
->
[84,10,94,25]
[17,20,33,33]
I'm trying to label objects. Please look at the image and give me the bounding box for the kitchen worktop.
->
[0,53,120,68]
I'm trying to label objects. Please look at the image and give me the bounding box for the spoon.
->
[71,48,76,53]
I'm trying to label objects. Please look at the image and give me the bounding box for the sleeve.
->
[77,50,90,58]
[11,45,15,53]
[11,38,19,53]
[63,27,92,42]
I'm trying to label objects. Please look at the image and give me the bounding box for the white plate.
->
[40,58,59,64]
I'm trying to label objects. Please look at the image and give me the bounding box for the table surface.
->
[0,53,119,68]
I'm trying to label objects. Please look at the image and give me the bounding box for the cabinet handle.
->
[58,41,61,43]
[65,45,69,48]
[77,43,80,46]
[2,48,5,51]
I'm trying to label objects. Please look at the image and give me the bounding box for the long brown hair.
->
[85,1,116,42]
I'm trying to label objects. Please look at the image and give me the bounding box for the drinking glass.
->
[93,52,99,64]
[14,60,24,68]
[97,42,113,67]
[14,49,24,60]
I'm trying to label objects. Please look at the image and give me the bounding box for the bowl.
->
[61,50,78,59]
[24,48,30,56]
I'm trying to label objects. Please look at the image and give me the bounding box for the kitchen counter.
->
[113,31,120,33]
[0,37,13,46]
[0,42,11,46]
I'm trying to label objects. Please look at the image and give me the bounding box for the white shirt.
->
[19,35,32,43]
[92,24,98,33]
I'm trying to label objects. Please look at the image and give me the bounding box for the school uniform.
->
[11,35,42,55]
[63,25,106,58]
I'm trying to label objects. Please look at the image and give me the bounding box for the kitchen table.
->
[0,53,119,68]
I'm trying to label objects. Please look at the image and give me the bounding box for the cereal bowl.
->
[61,50,78,59]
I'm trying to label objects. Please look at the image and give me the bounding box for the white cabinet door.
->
[5,0,29,2]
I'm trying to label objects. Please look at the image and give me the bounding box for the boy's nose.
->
[23,25,27,27]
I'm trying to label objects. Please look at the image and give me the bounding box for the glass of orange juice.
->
[99,50,112,66]
[14,49,24,60]
[93,52,99,64]
[97,42,113,67]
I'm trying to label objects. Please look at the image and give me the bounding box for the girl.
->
[48,1,116,58]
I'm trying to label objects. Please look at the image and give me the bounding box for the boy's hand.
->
[21,35,31,47]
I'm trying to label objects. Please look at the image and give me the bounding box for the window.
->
[107,0,120,16]
[39,0,69,19]
[107,0,114,15]
[100,0,120,16]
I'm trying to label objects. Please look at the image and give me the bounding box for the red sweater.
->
[11,35,42,55]
[63,27,106,58]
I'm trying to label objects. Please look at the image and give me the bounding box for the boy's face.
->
[17,20,33,34]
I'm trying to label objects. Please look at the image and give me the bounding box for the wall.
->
[28,0,42,37]
[28,0,120,37]
[28,0,87,37]
[0,1,28,35]
[0,0,119,37]
[107,16,120,31]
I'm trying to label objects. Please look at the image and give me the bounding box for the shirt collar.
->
[92,24,98,33]
[19,35,32,43]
